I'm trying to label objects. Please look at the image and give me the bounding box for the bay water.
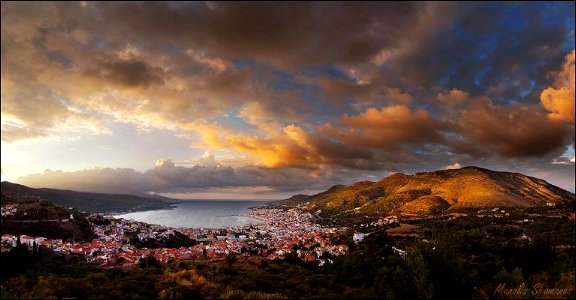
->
[114,200,267,228]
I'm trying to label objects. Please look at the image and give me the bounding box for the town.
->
[5,202,560,269]
[2,207,363,268]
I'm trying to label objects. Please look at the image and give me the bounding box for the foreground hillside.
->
[278,166,575,217]
[1,198,95,242]
[0,167,574,298]
[2,211,574,299]
[1,181,173,214]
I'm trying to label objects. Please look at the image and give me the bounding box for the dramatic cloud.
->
[84,59,165,89]
[540,50,575,123]
[458,98,571,157]
[193,123,373,170]
[2,2,575,195]
[16,156,352,196]
[0,125,47,143]
[326,105,445,150]
[376,2,573,97]
[437,89,470,106]
[89,2,442,68]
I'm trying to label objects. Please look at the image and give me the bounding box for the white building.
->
[353,232,366,243]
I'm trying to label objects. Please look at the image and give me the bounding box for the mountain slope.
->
[1,184,96,241]
[279,166,575,216]
[1,198,95,242]
[1,181,173,213]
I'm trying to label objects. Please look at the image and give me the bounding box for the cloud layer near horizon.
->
[16,157,370,197]
[16,156,576,195]
[2,2,575,195]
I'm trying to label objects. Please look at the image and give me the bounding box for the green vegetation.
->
[2,213,574,299]
[128,230,198,249]
[2,173,573,298]
[1,200,95,242]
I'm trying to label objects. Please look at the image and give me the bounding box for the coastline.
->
[102,203,177,217]
[111,200,266,229]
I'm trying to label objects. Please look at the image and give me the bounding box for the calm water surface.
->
[115,200,267,228]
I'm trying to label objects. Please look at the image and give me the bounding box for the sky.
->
[1,2,575,199]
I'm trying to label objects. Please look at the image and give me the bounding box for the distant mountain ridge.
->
[1,181,173,214]
[278,166,575,216]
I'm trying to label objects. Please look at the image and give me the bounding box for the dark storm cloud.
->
[85,59,165,89]
[32,36,73,68]
[2,2,574,193]
[458,98,572,157]
[89,1,435,67]
[380,2,573,100]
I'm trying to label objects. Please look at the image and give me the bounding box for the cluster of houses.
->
[2,207,362,268]
[2,234,50,249]
[1,204,18,217]
[476,208,510,218]
[245,208,351,264]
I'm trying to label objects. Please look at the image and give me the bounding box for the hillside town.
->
[5,200,561,269]
[1,207,361,268]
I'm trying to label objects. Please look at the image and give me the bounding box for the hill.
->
[1,181,173,214]
[274,166,575,217]
[1,197,95,242]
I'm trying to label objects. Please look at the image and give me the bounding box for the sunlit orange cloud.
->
[436,88,469,106]
[2,1,575,195]
[191,105,447,169]
[191,122,315,169]
[1,8,259,144]
[540,50,575,123]
[325,105,445,149]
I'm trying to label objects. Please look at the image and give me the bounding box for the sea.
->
[114,200,268,228]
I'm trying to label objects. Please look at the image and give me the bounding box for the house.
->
[304,253,316,262]
[392,247,406,260]
[21,235,43,248]
[353,232,366,243]
[1,234,17,247]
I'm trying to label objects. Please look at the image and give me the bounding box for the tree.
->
[139,255,161,268]
[225,253,238,267]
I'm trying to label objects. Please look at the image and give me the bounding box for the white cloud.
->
[551,157,576,165]
[198,151,218,167]
[444,162,462,170]
[155,158,175,168]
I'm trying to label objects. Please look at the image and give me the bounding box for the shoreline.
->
[110,201,268,229]
[102,203,177,218]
